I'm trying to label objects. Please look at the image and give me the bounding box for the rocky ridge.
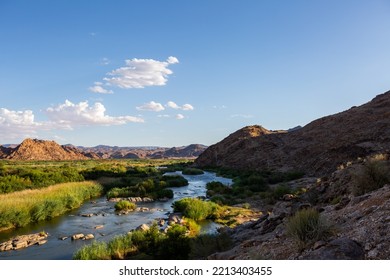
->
[0,139,207,160]
[196,90,390,176]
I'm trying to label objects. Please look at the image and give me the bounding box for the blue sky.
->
[1,0,390,147]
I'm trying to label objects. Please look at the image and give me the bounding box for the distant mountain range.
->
[0,139,207,161]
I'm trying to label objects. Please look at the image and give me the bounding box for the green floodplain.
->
[0,159,305,259]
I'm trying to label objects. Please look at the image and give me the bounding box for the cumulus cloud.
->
[166,101,194,111]
[182,104,194,111]
[88,82,114,94]
[166,101,180,110]
[46,100,144,128]
[175,114,185,120]
[0,108,41,139]
[103,56,179,89]
[136,101,165,112]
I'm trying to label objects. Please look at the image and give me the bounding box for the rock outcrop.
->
[196,90,390,176]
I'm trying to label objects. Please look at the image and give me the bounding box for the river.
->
[0,171,232,260]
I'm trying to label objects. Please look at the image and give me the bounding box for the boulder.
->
[136,224,150,232]
[301,238,364,260]
[83,234,95,240]
[71,233,85,240]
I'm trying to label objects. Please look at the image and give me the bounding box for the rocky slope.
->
[209,154,390,259]
[196,90,390,176]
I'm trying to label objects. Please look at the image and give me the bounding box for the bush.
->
[287,208,333,246]
[352,159,390,196]
[182,168,204,175]
[173,198,218,221]
[162,175,189,187]
[114,200,136,211]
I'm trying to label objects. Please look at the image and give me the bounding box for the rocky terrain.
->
[197,90,390,260]
[196,90,390,176]
[0,139,207,160]
[209,154,390,260]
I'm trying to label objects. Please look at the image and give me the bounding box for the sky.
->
[1,0,390,147]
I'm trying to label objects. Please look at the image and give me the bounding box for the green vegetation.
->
[287,208,333,247]
[173,197,260,227]
[0,159,190,231]
[0,164,84,194]
[352,159,390,196]
[73,222,232,260]
[0,181,103,230]
[182,168,204,175]
[204,167,304,206]
[114,200,136,211]
[173,198,218,221]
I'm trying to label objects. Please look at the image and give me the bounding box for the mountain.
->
[0,140,207,161]
[195,90,390,176]
[4,139,89,160]
[77,144,207,159]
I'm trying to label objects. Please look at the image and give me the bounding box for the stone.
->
[83,234,94,240]
[59,236,68,241]
[302,238,364,260]
[81,213,94,217]
[72,233,85,240]
[136,224,150,232]
[94,225,104,230]
[13,240,28,250]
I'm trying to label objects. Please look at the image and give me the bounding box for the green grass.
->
[0,181,103,231]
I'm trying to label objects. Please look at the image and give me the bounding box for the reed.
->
[0,181,103,230]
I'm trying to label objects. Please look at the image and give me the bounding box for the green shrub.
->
[287,208,333,246]
[107,234,133,259]
[114,200,136,211]
[173,198,218,221]
[162,175,189,187]
[182,168,204,175]
[352,159,390,196]
[155,189,174,199]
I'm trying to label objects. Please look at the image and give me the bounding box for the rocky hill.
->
[3,139,89,160]
[196,90,390,176]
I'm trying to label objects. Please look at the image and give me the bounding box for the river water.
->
[0,171,231,260]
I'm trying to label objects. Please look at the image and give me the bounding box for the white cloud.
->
[182,104,194,111]
[100,58,110,65]
[175,114,185,120]
[166,101,180,109]
[166,101,194,111]
[46,100,144,128]
[88,82,114,94]
[136,101,165,112]
[0,108,41,139]
[103,56,179,89]
[157,114,170,118]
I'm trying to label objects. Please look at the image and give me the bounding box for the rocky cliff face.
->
[5,139,89,160]
[196,90,390,176]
